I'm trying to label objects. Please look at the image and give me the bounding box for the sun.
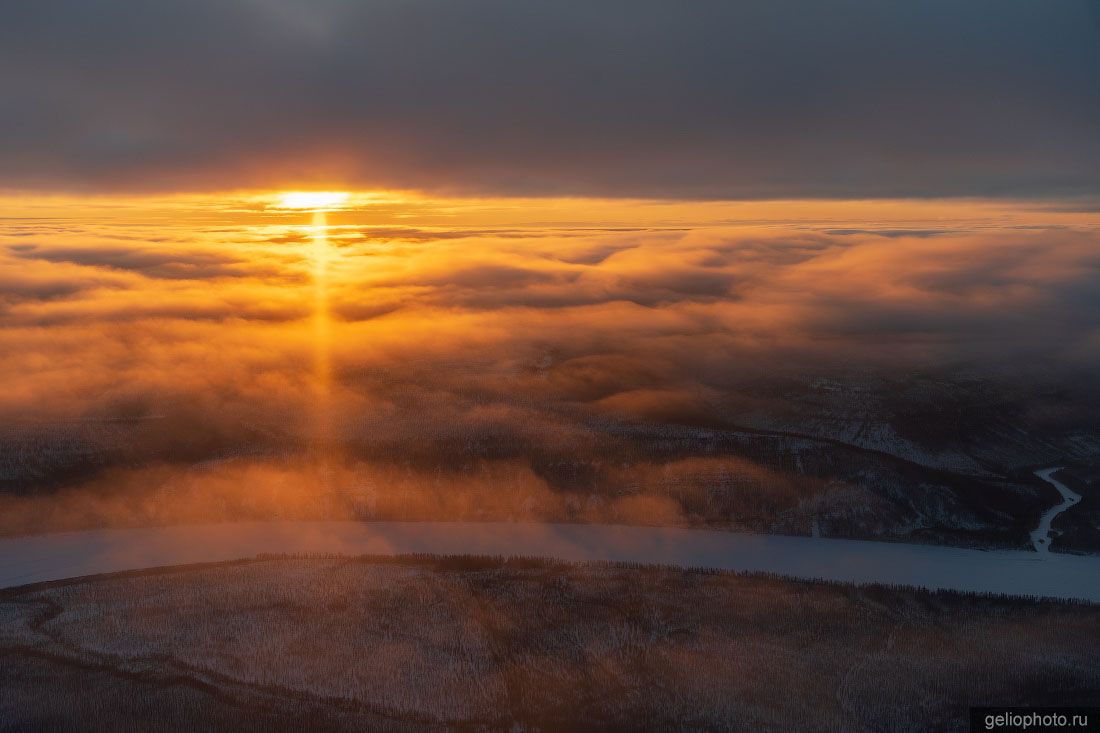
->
[275,191,351,210]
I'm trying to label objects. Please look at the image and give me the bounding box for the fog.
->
[1,194,1098,535]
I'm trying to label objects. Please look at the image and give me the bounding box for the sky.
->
[2,0,1099,199]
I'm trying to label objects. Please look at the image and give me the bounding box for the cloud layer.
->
[2,197,1098,428]
[2,196,1099,538]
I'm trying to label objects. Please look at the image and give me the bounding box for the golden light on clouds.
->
[1,190,1099,535]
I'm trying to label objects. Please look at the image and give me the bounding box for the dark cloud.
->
[616,269,741,301]
[821,229,956,238]
[9,244,295,281]
[357,228,547,243]
[552,240,646,266]
[353,227,659,244]
[0,273,109,305]
[6,301,307,328]
[697,236,839,266]
[1,0,1098,197]
[415,264,567,290]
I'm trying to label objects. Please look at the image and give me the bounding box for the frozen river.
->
[1031,467,1082,554]
[2,517,1098,602]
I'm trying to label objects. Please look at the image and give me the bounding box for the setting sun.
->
[275,191,350,210]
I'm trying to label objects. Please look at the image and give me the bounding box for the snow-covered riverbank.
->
[2,519,1098,602]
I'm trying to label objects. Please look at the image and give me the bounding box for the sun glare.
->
[276,191,351,210]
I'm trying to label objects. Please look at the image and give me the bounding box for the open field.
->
[2,555,1098,731]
